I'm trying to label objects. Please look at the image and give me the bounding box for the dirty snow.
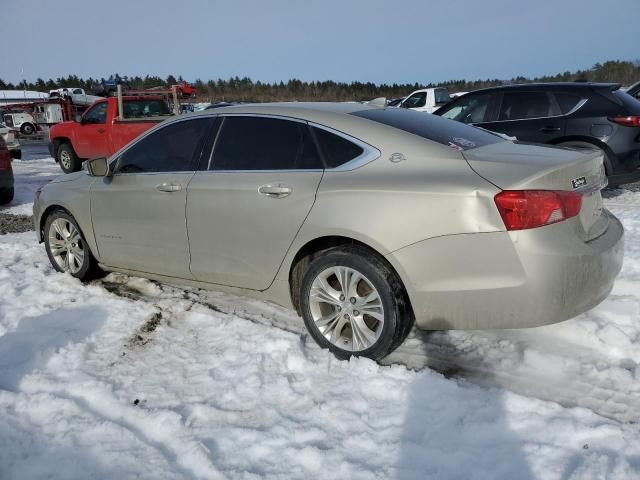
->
[1,154,60,216]
[1,151,640,479]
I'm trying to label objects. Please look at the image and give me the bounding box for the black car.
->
[626,80,640,101]
[435,83,640,186]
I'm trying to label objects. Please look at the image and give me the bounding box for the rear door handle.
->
[258,185,292,198]
[539,126,561,133]
[156,183,182,193]
[97,128,106,133]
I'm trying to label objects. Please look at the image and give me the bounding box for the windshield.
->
[351,108,504,151]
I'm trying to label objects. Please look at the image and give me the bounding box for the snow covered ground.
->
[1,150,639,479]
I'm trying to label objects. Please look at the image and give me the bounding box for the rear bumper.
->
[387,211,624,330]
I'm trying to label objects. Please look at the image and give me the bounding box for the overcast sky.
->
[2,0,639,85]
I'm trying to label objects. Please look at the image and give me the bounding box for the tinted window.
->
[499,91,556,120]
[212,116,322,170]
[554,92,583,114]
[84,102,107,124]
[121,100,171,119]
[403,92,427,108]
[439,93,493,123]
[434,88,451,105]
[312,127,364,168]
[116,118,210,173]
[352,108,503,150]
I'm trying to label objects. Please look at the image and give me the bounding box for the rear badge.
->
[572,176,587,189]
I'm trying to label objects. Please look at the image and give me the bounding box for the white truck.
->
[398,87,452,113]
[32,103,64,127]
[2,111,38,135]
[49,88,102,107]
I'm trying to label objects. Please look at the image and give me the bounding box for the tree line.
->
[1,60,638,103]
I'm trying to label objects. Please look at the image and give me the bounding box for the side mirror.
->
[74,114,83,123]
[87,157,111,177]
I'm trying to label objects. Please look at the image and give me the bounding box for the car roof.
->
[189,101,377,120]
[464,82,620,95]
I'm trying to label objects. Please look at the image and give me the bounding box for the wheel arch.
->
[38,204,99,260]
[548,135,616,175]
[51,137,72,162]
[287,235,413,318]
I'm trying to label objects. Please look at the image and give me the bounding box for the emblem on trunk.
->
[571,176,587,189]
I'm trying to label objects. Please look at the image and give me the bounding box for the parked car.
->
[397,87,451,113]
[386,97,405,107]
[0,135,14,204]
[435,82,640,186]
[0,122,21,159]
[625,80,640,100]
[94,75,131,97]
[175,81,196,98]
[34,103,623,360]
[2,110,38,135]
[49,96,173,173]
[49,87,102,107]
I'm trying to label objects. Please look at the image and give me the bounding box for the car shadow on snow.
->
[0,307,106,391]
[394,324,534,480]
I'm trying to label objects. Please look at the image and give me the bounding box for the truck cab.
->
[399,87,451,113]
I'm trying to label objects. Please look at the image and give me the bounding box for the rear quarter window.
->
[351,108,504,151]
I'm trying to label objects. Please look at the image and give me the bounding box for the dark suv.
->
[435,83,640,186]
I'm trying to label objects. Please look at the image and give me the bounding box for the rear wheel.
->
[10,149,21,159]
[20,123,35,135]
[44,210,100,280]
[57,143,82,173]
[299,246,413,360]
[0,187,14,205]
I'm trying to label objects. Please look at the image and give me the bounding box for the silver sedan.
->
[34,103,624,360]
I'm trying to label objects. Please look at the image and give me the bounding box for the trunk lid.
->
[464,141,608,241]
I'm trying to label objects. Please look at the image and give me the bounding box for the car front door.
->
[75,101,110,158]
[480,90,567,143]
[186,115,325,290]
[90,117,212,277]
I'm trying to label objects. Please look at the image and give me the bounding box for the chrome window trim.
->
[307,121,380,172]
[477,97,588,125]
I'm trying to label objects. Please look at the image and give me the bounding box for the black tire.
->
[43,210,101,280]
[10,149,21,159]
[0,187,14,205]
[20,123,35,135]
[299,246,414,361]
[57,143,82,173]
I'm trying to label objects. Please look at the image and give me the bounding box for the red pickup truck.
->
[49,96,173,173]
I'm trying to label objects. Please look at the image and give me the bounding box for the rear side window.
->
[312,127,364,168]
[402,92,427,108]
[212,116,322,170]
[115,118,211,173]
[554,92,584,114]
[498,91,556,120]
[121,100,171,119]
[352,108,503,151]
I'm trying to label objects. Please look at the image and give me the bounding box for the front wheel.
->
[44,210,99,280]
[57,143,82,173]
[20,123,35,135]
[299,246,413,360]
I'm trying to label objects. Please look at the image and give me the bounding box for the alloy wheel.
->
[308,266,384,351]
[48,218,85,274]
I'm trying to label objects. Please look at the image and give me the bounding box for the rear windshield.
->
[121,100,171,119]
[435,88,451,104]
[612,90,640,115]
[351,108,504,151]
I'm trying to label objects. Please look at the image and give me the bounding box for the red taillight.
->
[494,190,582,231]
[608,115,640,127]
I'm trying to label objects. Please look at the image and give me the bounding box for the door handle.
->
[258,185,292,198]
[156,183,182,193]
[97,128,106,133]
[539,126,561,133]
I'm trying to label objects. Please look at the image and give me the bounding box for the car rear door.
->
[479,90,567,142]
[186,115,324,290]
[90,117,212,277]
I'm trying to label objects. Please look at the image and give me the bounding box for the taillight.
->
[494,190,582,231]
[608,115,640,127]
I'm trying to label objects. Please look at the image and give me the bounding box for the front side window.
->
[84,102,107,124]
[402,92,427,109]
[498,91,557,120]
[212,116,322,170]
[115,118,210,173]
[439,93,493,124]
